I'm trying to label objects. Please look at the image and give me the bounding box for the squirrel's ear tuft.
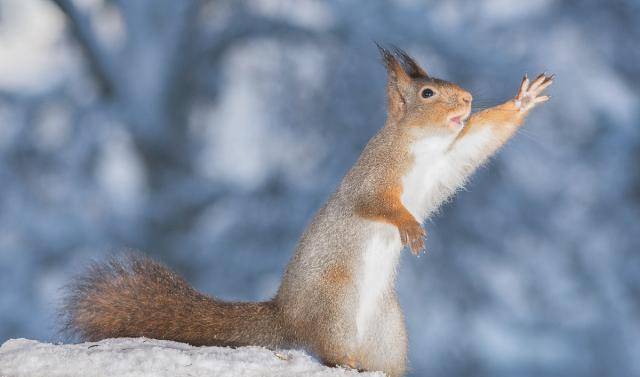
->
[376,42,410,85]
[376,42,428,81]
[376,42,413,121]
[376,42,397,72]
[391,45,428,79]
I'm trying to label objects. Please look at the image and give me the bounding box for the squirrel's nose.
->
[462,93,472,104]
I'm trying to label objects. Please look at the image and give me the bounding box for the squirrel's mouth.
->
[448,112,470,132]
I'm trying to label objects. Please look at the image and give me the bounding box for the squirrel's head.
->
[378,44,472,134]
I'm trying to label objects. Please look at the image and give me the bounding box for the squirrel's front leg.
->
[355,188,425,255]
[452,73,553,159]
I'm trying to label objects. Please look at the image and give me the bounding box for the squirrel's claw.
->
[398,220,426,256]
[531,76,554,97]
[533,95,550,104]
[528,73,547,92]
[516,74,529,100]
[514,72,554,111]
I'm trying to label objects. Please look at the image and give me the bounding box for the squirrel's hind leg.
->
[356,298,408,377]
[319,353,362,371]
[315,300,408,377]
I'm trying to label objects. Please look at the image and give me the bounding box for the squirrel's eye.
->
[421,88,435,98]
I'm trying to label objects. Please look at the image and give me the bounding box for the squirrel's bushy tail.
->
[61,253,287,348]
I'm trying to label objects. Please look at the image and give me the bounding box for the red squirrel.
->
[62,46,553,377]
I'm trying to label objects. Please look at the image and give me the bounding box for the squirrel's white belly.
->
[401,127,495,221]
[356,221,402,343]
[355,130,495,345]
[354,136,457,341]
[401,135,460,222]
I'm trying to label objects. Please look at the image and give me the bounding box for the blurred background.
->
[1,0,639,376]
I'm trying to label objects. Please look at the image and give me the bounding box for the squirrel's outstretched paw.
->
[398,219,426,255]
[514,73,554,112]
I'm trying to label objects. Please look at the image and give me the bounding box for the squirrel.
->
[61,45,553,377]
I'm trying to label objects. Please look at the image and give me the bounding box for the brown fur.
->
[62,253,288,348]
[355,184,425,254]
[60,47,552,377]
[353,45,472,254]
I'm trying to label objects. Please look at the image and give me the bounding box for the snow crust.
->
[0,338,384,377]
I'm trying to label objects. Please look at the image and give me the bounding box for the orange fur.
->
[324,264,351,285]
[453,73,553,157]
[355,185,425,254]
[353,46,473,254]
[60,47,552,377]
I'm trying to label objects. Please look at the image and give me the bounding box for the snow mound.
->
[0,338,384,377]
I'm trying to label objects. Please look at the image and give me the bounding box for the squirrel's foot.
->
[398,218,426,255]
[344,355,361,371]
[514,73,554,112]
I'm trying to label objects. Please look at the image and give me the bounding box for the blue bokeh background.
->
[1,1,639,376]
